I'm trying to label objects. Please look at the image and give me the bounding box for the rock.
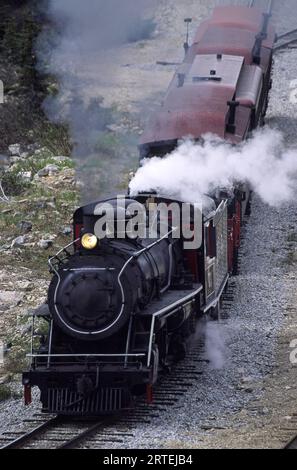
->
[18,221,33,234]
[37,164,59,178]
[47,164,60,176]
[241,376,254,384]
[34,197,57,210]
[52,156,70,163]
[10,156,22,164]
[20,152,29,159]
[0,244,11,252]
[62,226,72,236]
[0,291,23,311]
[26,141,39,152]
[259,407,269,415]
[26,303,50,318]
[35,200,47,209]
[36,168,48,178]
[38,239,54,250]
[20,324,32,336]
[19,171,32,182]
[34,147,49,156]
[8,144,21,157]
[17,281,34,291]
[11,235,27,248]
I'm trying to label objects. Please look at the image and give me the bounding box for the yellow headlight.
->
[81,233,98,250]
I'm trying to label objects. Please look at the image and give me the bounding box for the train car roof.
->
[140,5,275,149]
[141,54,251,144]
[194,5,275,45]
[195,27,262,64]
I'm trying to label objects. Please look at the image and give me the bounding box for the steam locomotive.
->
[23,4,276,415]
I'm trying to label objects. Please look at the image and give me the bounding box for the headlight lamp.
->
[81,233,98,250]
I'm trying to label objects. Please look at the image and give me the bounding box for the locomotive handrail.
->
[117,229,177,345]
[48,238,80,276]
[27,353,146,358]
[29,352,145,370]
[146,285,203,367]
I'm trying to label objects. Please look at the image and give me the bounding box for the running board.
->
[202,274,229,314]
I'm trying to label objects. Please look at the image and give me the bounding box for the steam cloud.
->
[37,0,156,149]
[205,322,226,370]
[129,128,297,207]
[37,0,156,199]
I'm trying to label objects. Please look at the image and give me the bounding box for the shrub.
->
[1,171,29,196]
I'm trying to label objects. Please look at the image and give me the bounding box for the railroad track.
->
[0,327,210,449]
[274,29,297,52]
[0,415,120,449]
[285,432,297,450]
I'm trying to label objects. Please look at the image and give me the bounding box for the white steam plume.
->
[129,128,297,207]
[38,0,156,129]
[37,0,156,200]
[205,322,226,370]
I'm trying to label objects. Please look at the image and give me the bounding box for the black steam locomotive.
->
[23,188,249,415]
[24,195,211,414]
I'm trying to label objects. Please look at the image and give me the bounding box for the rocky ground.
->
[0,144,78,387]
[0,0,297,449]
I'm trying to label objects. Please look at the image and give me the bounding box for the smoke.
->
[38,0,156,129]
[129,128,297,207]
[36,0,156,199]
[205,322,226,370]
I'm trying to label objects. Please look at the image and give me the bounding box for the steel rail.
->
[277,28,297,41]
[58,417,117,449]
[284,434,297,449]
[0,416,117,450]
[0,416,60,449]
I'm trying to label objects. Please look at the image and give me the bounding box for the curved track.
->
[285,435,297,450]
[0,416,117,450]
